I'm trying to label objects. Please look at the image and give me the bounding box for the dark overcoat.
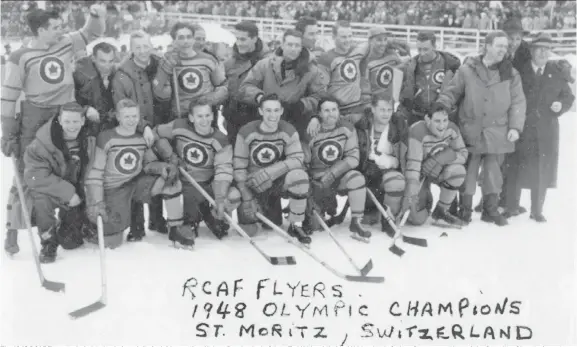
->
[516,60,575,189]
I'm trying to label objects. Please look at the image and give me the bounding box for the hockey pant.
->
[311,170,367,218]
[102,174,184,248]
[254,169,309,224]
[5,102,59,231]
[365,169,405,217]
[182,180,241,224]
[409,163,466,225]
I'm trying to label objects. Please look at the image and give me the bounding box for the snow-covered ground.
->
[1,33,576,345]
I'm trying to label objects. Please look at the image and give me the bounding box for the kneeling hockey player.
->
[85,99,194,249]
[303,96,371,242]
[23,103,96,263]
[154,97,241,239]
[234,94,311,244]
[400,108,468,227]
[355,95,407,234]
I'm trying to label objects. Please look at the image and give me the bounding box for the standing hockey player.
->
[400,108,468,228]
[2,5,107,255]
[303,96,371,242]
[153,97,241,239]
[355,95,407,232]
[234,94,311,244]
[23,103,95,263]
[153,22,228,119]
[85,99,194,249]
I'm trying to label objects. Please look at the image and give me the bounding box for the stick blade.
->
[69,301,106,319]
[402,235,428,247]
[344,274,385,283]
[360,259,373,276]
[43,280,65,293]
[270,256,297,265]
[389,244,405,257]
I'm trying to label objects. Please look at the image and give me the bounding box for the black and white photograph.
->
[0,0,576,344]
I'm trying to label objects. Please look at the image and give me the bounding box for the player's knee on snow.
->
[440,164,466,188]
[283,169,309,199]
[340,170,365,194]
[381,170,405,196]
[408,187,433,226]
[226,187,242,212]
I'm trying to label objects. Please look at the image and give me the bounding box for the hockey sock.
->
[164,192,184,227]
[288,198,306,224]
[348,187,366,219]
[438,187,458,210]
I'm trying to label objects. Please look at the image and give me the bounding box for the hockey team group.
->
[1,4,575,266]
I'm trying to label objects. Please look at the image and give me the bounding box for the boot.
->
[199,201,229,239]
[288,223,311,244]
[127,201,145,242]
[168,224,195,249]
[431,205,465,228]
[349,217,371,242]
[448,197,459,216]
[458,193,473,224]
[39,226,59,264]
[148,197,168,234]
[481,194,508,226]
[361,209,380,225]
[4,229,19,255]
[474,197,483,213]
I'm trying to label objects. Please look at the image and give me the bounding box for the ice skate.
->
[126,227,145,242]
[39,242,58,264]
[361,210,380,226]
[349,217,371,243]
[288,223,311,245]
[200,202,229,239]
[4,229,19,256]
[148,219,168,234]
[168,224,195,250]
[431,205,464,229]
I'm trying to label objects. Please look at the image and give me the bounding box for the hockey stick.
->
[173,68,181,117]
[313,210,373,276]
[256,212,384,283]
[11,157,65,293]
[69,215,107,319]
[179,168,296,265]
[326,200,349,227]
[367,190,428,251]
[365,190,405,257]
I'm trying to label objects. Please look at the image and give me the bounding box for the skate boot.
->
[481,194,508,226]
[361,209,380,226]
[474,197,483,213]
[126,226,145,242]
[4,229,19,256]
[458,193,473,224]
[199,201,229,239]
[302,214,318,235]
[148,218,168,234]
[288,223,311,244]
[127,202,146,242]
[349,217,371,243]
[38,226,59,263]
[431,205,465,229]
[168,224,195,249]
[148,197,168,234]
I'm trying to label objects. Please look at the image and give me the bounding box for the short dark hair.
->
[116,99,139,112]
[295,16,317,34]
[332,20,351,36]
[417,31,436,46]
[283,29,303,41]
[234,21,259,38]
[60,102,85,117]
[170,22,195,40]
[318,95,340,111]
[188,96,212,114]
[485,30,508,45]
[259,94,282,108]
[370,93,395,107]
[27,9,60,36]
[92,42,116,57]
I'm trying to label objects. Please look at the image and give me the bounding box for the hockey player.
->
[355,95,407,232]
[303,96,371,242]
[85,99,194,249]
[22,102,96,263]
[234,94,311,244]
[153,97,241,239]
[2,5,106,255]
[360,28,404,103]
[294,16,324,61]
[398,31,461,126]
[400,108,468,228]
[153,22,228,119]
[317,21,370,126]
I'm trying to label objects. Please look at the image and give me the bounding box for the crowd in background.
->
[2,0,577,39]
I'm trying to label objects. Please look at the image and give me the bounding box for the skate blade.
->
[431,220,463,229]
[350,233,370,243]
[171,242,195,251]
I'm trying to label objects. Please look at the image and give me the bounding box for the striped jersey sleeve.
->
[447,122,468,165]
[213,131,234,183]
[404,122,427,196]
[1,50,26,121]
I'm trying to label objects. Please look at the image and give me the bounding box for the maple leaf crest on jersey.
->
[316,136,345,166]
[250,140,283,168]
[182,141,210,167]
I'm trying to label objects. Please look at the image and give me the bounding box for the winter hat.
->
[502,18,527,35]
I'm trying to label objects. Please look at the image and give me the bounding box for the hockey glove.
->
[1,115,21,158]
[87,201,108,224]
[1,137,19,158]
[214,197,226,219]
[422,147,457,181]
[238,199,259,224]
[247,169,273,193]
[319,171,337,189]
[397,195,417,223]
[145,161,169,176]
[165,163,179,185]
[160,51,179,75]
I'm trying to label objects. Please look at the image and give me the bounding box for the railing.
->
[160,12,576,54]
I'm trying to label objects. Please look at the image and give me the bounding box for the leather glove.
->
[397,195,416,223]
[164,163,179,185]
[422,147,456,180]
[238,199,259,224]
[1,137,19,158]
[87,201,108,224]
[319,171,336,189]
[169,153,184,168]
[247,169,273,193]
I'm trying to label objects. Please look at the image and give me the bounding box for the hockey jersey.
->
[153,51,228,117]
[154,118,233,184]
[234,120,304,193]
[361,51,403,100]
[85,129,157,205]
[304,121,360,180]
[317,43,369,113]
[404,121,468,196]
[1,14,104,120]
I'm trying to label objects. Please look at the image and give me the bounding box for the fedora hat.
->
[502,18,528,35]
[528,32,555,48]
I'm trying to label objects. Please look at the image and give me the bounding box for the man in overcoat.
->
[504,33,575,222]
